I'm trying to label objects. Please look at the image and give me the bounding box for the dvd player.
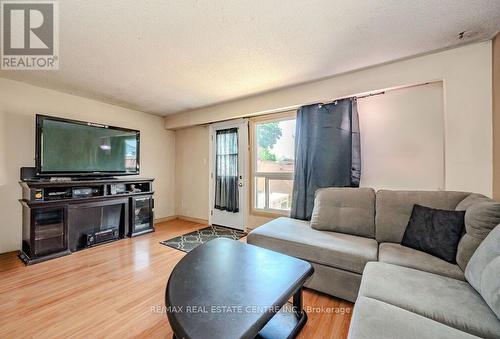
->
[72,187,101,198]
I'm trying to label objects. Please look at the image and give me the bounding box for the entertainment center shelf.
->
[21,178,154,205]
[19,177,155,265]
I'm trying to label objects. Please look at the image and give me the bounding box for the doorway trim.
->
[208,118,249,230]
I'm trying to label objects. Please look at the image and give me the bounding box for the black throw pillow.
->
[401,204,465,263]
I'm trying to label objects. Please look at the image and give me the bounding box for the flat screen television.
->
[36,115,140,177]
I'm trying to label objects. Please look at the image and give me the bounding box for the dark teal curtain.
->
[291,98,361,220]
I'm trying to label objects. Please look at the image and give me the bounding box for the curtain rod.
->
[242,82,433,118]
[322,81,431,104]
[320,91,386,106]
[356,91,385,99]
[198,82,437,126]
[241,90,384,118]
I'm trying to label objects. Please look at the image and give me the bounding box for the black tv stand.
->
[19,177,155,265]
[24,176,119,183]
[68,176,116,181]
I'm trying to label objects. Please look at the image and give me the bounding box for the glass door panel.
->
[33,207,66,256]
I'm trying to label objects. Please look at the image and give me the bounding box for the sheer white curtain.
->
[214,128,239,212]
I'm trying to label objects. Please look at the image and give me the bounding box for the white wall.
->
[0,107,6,186]
[0,78,176,253]
[358,82,445,190]
[175,125,210,220]
[174,82,448,231]
[174,124,276,230]
[166,42,493,197]
[493,34,500,200]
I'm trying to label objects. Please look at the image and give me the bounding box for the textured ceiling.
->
[1,0,499,116]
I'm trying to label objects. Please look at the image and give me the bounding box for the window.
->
[250,112,296,215]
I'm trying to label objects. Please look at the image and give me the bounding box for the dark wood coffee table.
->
[165,238,313,339]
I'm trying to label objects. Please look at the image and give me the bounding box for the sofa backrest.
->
[375,190,470,243]
[465,224,500,319]
[455,194,500,270]
[310,187,375,238]
[309,187,499,270]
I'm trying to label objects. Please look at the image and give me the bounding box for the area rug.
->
[160,225,247,253]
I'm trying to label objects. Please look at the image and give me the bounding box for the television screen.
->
[36,115,140,175]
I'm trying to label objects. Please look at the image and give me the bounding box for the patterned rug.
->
[160,225,247,253]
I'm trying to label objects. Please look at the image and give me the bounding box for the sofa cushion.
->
[456,235,484,272]
[455,193,490,211]
[247,217,378,274]
[465,225,500,319]
[304,262,361,303]
[348,296,479,339]
[456,199,500,270]
[401,204,465,263]
[375,190,470,243]
[310,187,375,238]
[464,201,500,239]
[379,243,464,280]
[359,262,500,338]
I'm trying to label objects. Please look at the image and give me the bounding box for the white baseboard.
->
[177,215,209,224]
[154,215,178,224]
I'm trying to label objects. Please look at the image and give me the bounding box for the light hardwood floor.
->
[0,219,353,338]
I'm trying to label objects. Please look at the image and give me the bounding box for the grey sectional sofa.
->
[247,188,500,339]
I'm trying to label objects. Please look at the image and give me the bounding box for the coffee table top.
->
[165,238,313,339]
